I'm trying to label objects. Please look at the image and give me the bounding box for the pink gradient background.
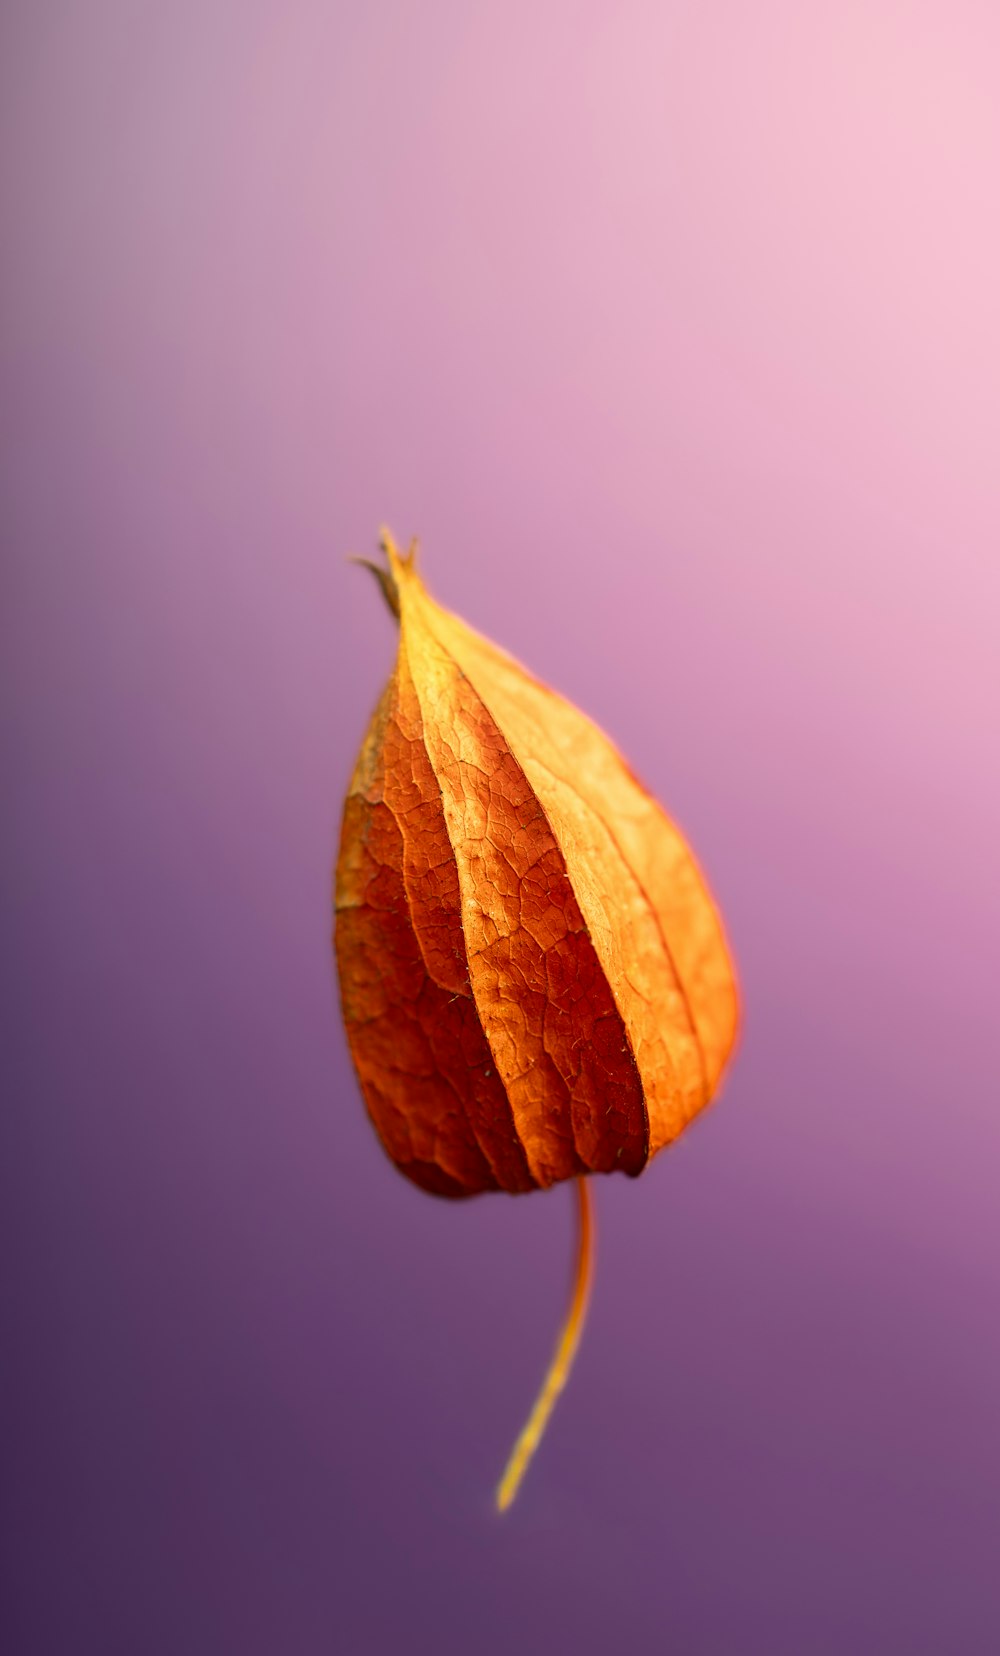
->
[4,3,999,1652]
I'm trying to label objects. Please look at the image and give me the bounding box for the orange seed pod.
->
[334,532,738,1507]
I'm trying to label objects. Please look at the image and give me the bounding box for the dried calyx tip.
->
[348,528,419,620]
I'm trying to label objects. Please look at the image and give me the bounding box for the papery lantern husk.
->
[335,536,738,1195]
[333,532,739,1508]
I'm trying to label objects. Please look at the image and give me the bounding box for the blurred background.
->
[3,2,999,1652]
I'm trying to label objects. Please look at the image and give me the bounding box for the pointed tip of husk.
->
[379,526,420,580]
[348,528,422,620]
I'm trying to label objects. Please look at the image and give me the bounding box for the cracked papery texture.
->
[335,546,739,1197]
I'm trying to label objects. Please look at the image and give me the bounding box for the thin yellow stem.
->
[495,1176,595,1513]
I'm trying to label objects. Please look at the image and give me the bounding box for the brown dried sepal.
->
[334,535,738,1196]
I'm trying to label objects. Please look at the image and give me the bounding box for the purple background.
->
[4,3,999,1652]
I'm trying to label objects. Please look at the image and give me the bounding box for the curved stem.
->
[495,1176,595,1512]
